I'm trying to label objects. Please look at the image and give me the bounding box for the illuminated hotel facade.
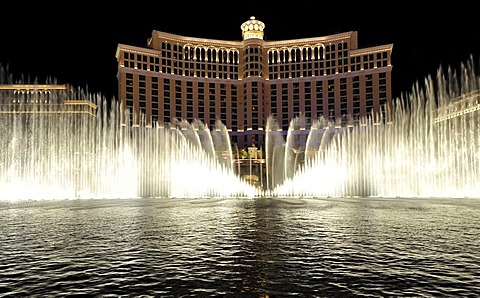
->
[0,84,97,117]
[115,16,393,149]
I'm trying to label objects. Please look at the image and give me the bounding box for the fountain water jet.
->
[270,56,480,198]
[1,56,480,200]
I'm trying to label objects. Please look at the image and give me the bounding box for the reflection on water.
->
[0,197,479,297]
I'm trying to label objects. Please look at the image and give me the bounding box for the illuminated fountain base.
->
[1,58,480,201]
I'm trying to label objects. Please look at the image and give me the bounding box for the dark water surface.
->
[0,197,479,297]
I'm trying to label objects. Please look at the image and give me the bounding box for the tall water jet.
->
[1,56,480,200]
[271,56,480,198]
[264,116,285,190]
[0,70,259,200]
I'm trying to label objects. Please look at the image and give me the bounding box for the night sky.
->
[1,3,479,102]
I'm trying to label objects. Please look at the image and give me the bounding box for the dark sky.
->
[1,3,479,101]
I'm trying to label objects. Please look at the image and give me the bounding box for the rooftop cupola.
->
[241,16,265,40]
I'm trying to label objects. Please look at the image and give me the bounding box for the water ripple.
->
[0,197,479,297]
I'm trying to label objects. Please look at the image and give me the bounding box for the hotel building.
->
[115,16,393,149]
[0,84,97,117]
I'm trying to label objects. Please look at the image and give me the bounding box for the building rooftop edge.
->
[149,29,360,46]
